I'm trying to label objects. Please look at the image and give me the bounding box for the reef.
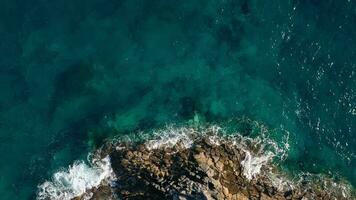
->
[69,126,353,200]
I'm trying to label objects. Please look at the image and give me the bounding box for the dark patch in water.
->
[236,121,253,136]
[0,69,29,110]
[241,0,250,15]
[48,62,94,120]
[179,96,198,118]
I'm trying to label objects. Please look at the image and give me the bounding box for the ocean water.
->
[0,0,355,199]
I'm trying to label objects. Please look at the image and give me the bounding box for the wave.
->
[37,121,354,199]
[143,124,289,180]
[37,156,116,200]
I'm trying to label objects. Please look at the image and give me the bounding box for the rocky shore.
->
[71,126,353,200]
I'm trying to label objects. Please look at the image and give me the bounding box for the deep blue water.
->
[0,0,355,199]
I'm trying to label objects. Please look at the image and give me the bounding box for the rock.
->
[73,133,353,200]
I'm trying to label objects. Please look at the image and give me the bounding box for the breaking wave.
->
[124,121,290,181]
[37,120,353,199]
[37,156,115,200]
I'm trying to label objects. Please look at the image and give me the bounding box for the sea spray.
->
[240,150,273,180]
[37,122,354,199]
[37,156,115,200]
[127,121,290,181]
[145,126,197,150]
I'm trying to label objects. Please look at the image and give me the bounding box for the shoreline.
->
[38,124,354,200]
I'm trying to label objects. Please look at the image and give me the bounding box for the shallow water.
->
[0,0,355,199]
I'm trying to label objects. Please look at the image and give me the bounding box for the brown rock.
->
[75,133,353,200]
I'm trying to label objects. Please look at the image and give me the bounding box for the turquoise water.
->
[0,0,355,199]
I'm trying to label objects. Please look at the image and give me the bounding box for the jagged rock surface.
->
[73,137,351,200]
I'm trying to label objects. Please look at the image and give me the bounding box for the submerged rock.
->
[71,126,353,200]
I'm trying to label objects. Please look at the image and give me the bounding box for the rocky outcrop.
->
[73,133,353,200]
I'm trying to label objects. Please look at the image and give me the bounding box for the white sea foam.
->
[37,156,115,200]
[238,134,290,181]
[294,172,353,199]
[268,174,295,192]
[240,150,273,180]
[145,125,225,150]
[145,126,197,150]
[226,124,290,181]
[38,123,353,199]
[143,123,289,181]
